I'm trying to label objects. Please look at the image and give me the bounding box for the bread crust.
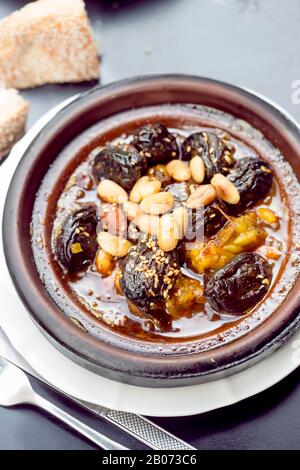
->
[0,0,100,89]
[0,86,29,159]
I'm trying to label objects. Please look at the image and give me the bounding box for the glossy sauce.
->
[52,125,288,342]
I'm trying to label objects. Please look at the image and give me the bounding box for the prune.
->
[92,144,147,191]
[226,157,273,213]
[164,182,192,206]
[163,185,227,237]
[186,200,228,239]
[147,164,172,188]
[55,204,98,273]
[131,123,179,164]
[184,211,267,273]
[120,238,180,313]
[202,201,228,236]
[181,131,235,179]
[127,221,148,244]
[204,253,272,314]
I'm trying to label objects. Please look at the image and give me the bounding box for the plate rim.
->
[2,74,300,386]
[0,76,300,414]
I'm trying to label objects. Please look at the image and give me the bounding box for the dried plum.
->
[163,185,227,237]
[226,157,273,213]
[202,201,228,236]
[204,253,272,314]
[127,221,147,244]
[55,204,98,273]
[186,200,228,239]
[131,123,179,164]
[181,131,235,179]
[147,164,172,188]
[92,144,147,191]
[120,238,180,313]
[164,182,192,207]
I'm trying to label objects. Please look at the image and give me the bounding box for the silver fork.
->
[0,356,127,450]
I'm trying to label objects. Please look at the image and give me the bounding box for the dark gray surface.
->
[0,0,300,450]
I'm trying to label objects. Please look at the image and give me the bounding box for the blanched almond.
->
[130,176,161,203]
[135,214,160,236]
[158,214,179,252]
[166,160,191,182]
[123,201,142,221]
[129,176,150,203]
[190,156,205,183]
[114,270,123,295]
[140,191,174,215]
[97,179,128,204]
[173,206,188,239]
[211,173,240,204]
[139,179,161,200]
[95,249,115,277]
[97,231,132,257]
[186,184,216,209]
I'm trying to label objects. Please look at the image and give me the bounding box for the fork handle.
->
[30,393,127,450]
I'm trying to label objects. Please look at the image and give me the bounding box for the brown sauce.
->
[31,104,300,353]
[51,127,287,341]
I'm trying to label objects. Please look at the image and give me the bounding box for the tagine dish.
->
[31,103,299,353]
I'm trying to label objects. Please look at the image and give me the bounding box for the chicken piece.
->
[184,212,267,273]
[166,274,205,319]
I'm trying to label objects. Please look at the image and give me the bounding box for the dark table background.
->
[1,0,300,450]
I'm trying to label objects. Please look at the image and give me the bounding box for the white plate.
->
[1,96,300,417]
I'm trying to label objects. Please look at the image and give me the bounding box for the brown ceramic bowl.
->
[3,75,300,387]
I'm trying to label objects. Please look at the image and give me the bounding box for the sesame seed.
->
[224,154,232,163]
[261,165,271,173]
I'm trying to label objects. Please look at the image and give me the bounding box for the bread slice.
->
[0,86,29,159]
[0,0,100,89]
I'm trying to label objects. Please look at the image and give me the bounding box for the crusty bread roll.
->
[0,0,100,89]
[0,86,29,159]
